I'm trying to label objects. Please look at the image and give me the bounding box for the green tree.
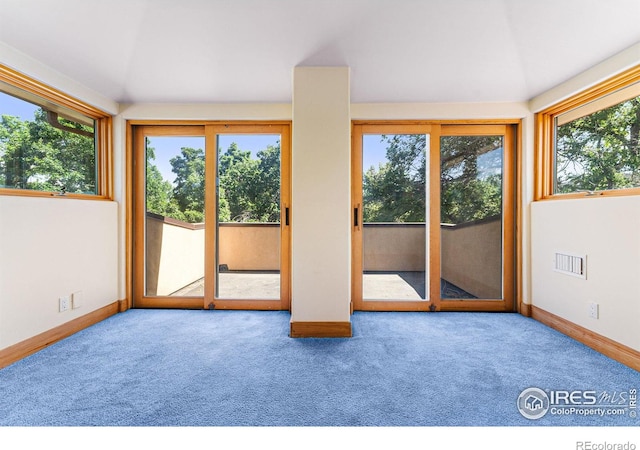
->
[143,140,281,224]
[218,143,258,222]
[0,109,95,193]
[218,142,280,222]
[145,140,183,220]
[253,144,281,222]
[0,115,30,188]
[363,134,503,225]
[440,136,502,225]
[217,185,231,222]
[363,135,426,222]
[556,97,640,192]
[170,147,205,223]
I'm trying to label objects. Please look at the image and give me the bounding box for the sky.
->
[148,136,205,184]
[0,91,38,120]
[363,134,429,171]
[363,134,390,170]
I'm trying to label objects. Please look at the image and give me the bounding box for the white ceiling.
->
[1,0,639,104]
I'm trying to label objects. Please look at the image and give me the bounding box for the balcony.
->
[145,213,502,300]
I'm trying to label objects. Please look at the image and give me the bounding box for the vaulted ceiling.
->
[1,0,639,104]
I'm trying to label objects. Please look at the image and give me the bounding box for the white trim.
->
[529,42,640,113]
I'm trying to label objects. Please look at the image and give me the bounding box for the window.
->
[0,65,112,198]
[536,65,640,199]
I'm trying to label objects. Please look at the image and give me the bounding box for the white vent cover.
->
[554,252,587,279]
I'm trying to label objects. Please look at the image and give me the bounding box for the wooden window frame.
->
[534,65,640,201]
[0,64,113,200]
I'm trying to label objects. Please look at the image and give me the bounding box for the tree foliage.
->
[556,97,640,193]
[363,135,503,225]
[0,109,95,193]
[363,135,426,222]
[144,140,280,224]
[218,142,281,222]
[170,146,206,222]
[440,136,503,225]
[145,142,184,219]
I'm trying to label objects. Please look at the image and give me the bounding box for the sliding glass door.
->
[352,124,437,311]
[438,125,514,310]
[213,129,288,303]
[352,123,515,312]
[133,123,291,310]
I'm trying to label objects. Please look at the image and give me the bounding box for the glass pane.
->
[216,134,281,299]
[145,136,206,297]
[362,134,428,300]
[555,93,640,194]
[0,88,97,194]
[440,135,503,299]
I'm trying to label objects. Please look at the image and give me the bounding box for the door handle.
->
[285,207,290,226]
[354,206,359,228]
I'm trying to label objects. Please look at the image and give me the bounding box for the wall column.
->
[290,66,352,337]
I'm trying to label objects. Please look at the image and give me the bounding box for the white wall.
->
[351,102,529,120]
[531,197,640,350]
[291,67,352,323]
[528,42,640,351]
[0,45,120,352]
[119,103,291,121]
[0,196,118,349]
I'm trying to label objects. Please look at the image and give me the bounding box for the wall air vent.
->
[554,252,587,279]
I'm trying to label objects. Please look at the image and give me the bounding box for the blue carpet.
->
[0,310,638,426]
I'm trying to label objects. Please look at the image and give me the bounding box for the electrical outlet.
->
[59,296,70,312]
[588,302,599,319]
[72,291,83,309]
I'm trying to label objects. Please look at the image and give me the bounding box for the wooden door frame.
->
[133,124,206,309]
[351,123,437,312]
[205,123,291,311]
[351,120,518,312]
[438,124,516,312]
[129,121,291,311]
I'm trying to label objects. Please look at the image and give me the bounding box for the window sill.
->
[0,188,112,201]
